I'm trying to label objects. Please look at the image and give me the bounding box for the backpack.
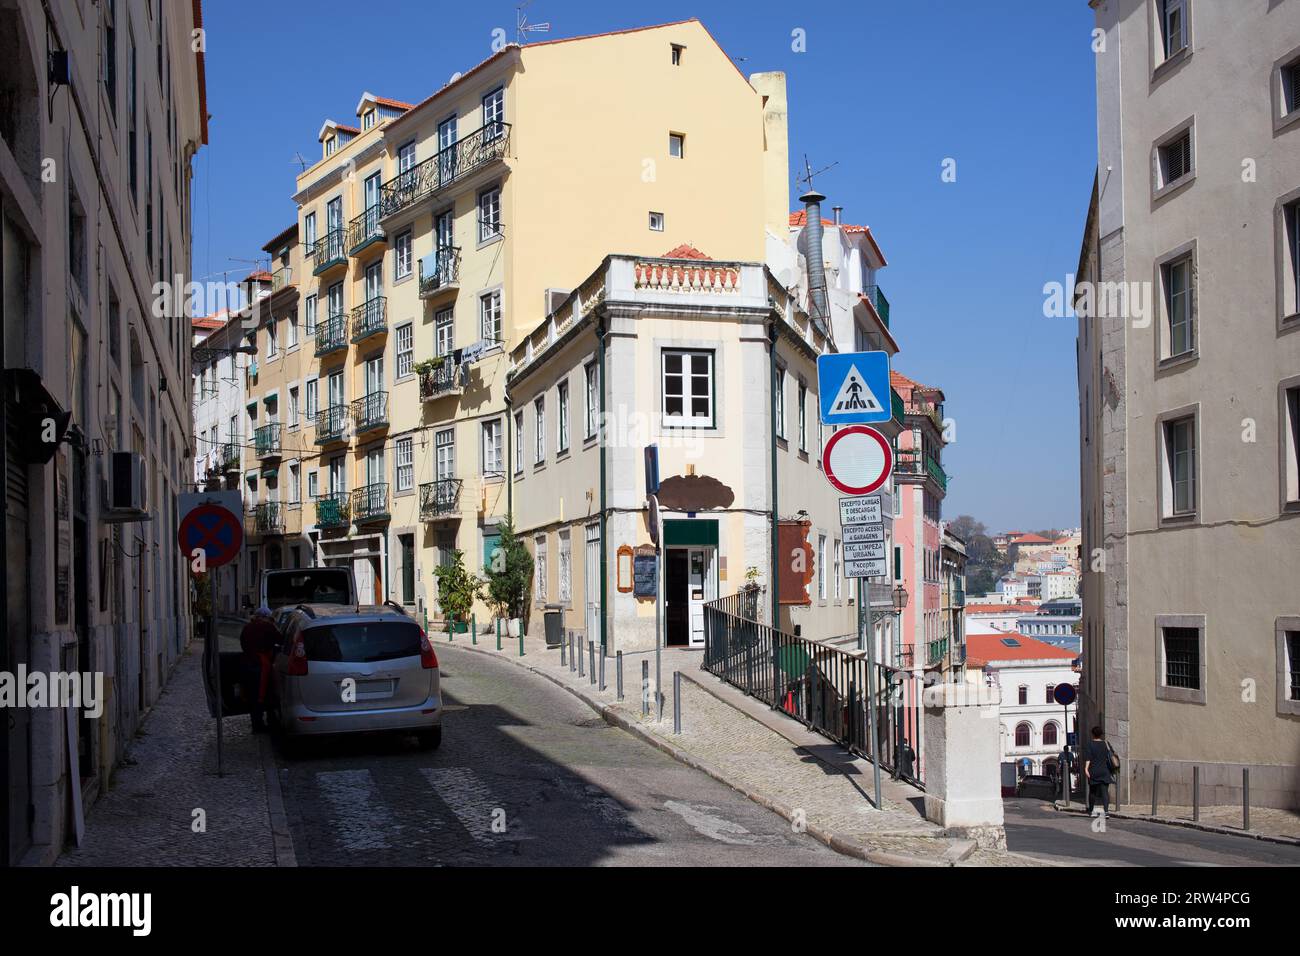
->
[1106,741,1120,774]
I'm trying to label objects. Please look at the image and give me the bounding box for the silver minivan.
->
[271,603,442,750]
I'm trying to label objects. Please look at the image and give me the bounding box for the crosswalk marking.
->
[421,766,525,845]
[315,769,403,852]
[663,800,783,846]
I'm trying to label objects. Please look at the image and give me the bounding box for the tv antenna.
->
[796,154,839,193]
[516,1,550,45]
[291,151,309,172]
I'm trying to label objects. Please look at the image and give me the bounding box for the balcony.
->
[253,501,284,535]
[347,205,385,256]
[270,266,294,295]
[954,584,966,608]
[315,491,351,530]
[419,478,462,519]
[352,390,388,435]
[378,122,511,222]
[220,441,242,472]
[418,246,461,299]
[417,359,464,401]
[350,297,387,343]
[926,638,949,667]
[351,482,390,524]
[309,229,347,276]
[314,314,348,358]
[952,644,967,667]
[896,449,949,493]
[315,405,349,445]
[254,423,281,460]
[864,283,890,329]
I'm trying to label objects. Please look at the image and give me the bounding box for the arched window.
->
[1015,722,1032,748]
[1045,684,1056,703]
[1043,722,1058,746]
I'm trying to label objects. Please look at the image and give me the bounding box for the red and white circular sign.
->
[821,425,893,496]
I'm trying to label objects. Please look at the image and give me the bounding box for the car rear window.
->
[302,622,422,663]
[266,571,353,608]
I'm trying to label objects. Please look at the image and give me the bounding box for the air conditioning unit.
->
[103,451,149,519]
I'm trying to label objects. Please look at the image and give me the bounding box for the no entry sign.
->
[821,425,893,496]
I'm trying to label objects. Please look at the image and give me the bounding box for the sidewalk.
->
[444,626,1032,866]
[57,634,293,868]
[1054,800,1300,846]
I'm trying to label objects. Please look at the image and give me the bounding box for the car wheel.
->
[416,727,442,751]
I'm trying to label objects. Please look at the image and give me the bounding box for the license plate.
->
[354,679,395,700]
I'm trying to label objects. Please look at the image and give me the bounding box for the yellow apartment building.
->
[264,19,789,622]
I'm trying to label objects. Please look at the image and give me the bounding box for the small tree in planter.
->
[741,566,763,621]
[433,550,482,633]
[482,516,534,636]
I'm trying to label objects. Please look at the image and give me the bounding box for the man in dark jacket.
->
[1083,725,1113,814]
[239,607,279,733]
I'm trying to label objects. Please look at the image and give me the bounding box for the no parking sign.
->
[177,491,244,567]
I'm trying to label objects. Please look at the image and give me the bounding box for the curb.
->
[259,736,297,867]
[1053,802,1300,847]
[443,640,959,867]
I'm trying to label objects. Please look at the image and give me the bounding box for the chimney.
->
[832,205,843,226]
[800,189,829,325]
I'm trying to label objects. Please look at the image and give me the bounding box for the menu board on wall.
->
[633,553,658,599]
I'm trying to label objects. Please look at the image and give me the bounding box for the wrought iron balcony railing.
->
[315,491,351,530]
[315,404,349,445]
[418,360,464,401]
[351,482,390,523]
[864,283,890,329]
[309,229,347,276]
[419,478,462,519]
[891,387,906,424]
[418,246,461,298]
[254,423,281,459]
[352,391,388,434]
[378,122,511,221]
[270,265,294,294]
[220,441,242,471]
[347,205,385,255]
[896,449,949,492]
[926,637,949,667]
[315,314,348,357]
[253,501,284,534]
[350,297,386,342]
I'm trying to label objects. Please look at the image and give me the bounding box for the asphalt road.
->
[275,644,862,866]
[1004,798,1300,866]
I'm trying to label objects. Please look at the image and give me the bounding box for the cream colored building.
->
[1079,0,1300,807]
[2,0,206,862]
[269,19,789,623]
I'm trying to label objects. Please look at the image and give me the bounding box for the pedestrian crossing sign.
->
[816,351,891,425]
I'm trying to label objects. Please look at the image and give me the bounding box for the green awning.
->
[662,518,718,548]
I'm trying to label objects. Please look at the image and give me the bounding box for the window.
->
[1284,60,1300,117]
[558,530,571,603]
[104,0,117,118]
[435,429,455,481]
[480,290,502,342]
[400,534,415,604]
[288,387,300,428]
[1280,623,1300,712]
[395,230,412,280]
[396,323,414,377]
[1162,415,1197,517]
[661,349,714,428]
[1160,0,1187,59]
[482,418,504,477]
[482,86,505,136]
[797,382,807,451]
[671,44,683,66]
[534,396,546,463]
[1045,684,1055,704]
[817,534,827,600]
[775,367,786,439]
[325,136,336,156]
[649,211,664,232]
[1284,200,1300,319]
[1162,627,1200,689]
[534,535,548,601]
[1284,384,1300,506]
[557,381,570,453]
[479,187,501,242]
[1162,256,1194,356]
[514,411,525,475]
[1043,723,1058,747]
[305,379,318,418]
[128,36,137,201]
[304,295,317,336]
[668,133,684,158]
[363,109,375,131]
[308,470,319,500]
[327,282,343,320]
[266,316,279,357]
[585,362,599,438]
[288,463,301,503]
[287,311,299,348]
[396,437,413,492]
[1157,129,1192,189]
[833,540,842,599]
[1014,723,1031,748]
[1017,685,1028,706]
[398,140,416,175]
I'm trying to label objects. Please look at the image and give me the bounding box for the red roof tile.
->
[372,95,415,110]
[967,634,1077,662]
[661,244,712,260]
[1012,534,1052,545]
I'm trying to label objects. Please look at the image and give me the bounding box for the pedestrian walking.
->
[239,606,279,733]
[1083,725,1113,814]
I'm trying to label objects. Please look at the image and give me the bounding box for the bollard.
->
[616,650,624,700]
[448,620,454,643]
[1151,763,1160,817]
[1243,768,1250,831]
[472,618,477,645]
[496,620,502,651]
[641,660,649,717]
[560,633,567,667]
[599,645,606,692]
[588,642,596,686]
[568,631,576,672]
[577,637,585,677]
[1193,766,1200,822]
[673,671,682,734]
[519,631,524,657]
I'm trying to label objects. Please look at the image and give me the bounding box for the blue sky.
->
[192,0,1097,532]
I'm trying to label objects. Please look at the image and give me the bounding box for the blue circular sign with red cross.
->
[1053,683,1077,707]
[179,504,244,567]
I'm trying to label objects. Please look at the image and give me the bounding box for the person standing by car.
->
[1083,725,1113,815]
[240,606,279,733]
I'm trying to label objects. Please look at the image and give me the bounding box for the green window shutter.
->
[483,533,501,572]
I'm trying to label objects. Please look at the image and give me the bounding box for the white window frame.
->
[395,229,412,280]
[307,470,319,499]
[478,186,501,243]
[514,410,525,475]
[775,366,786,439]
[534,534,548,603]
[584,361,599,439]
[396,322,414,378]
[396,437,414,492]
[480,290,502,342]
[534,396,546,464]
[661,349,714,428]
[482,418,504,478]
[558,529,571,604]
[557,380,570,453]
[668,132,684,158]
[1158,407,1199,523]
[304,294,317,335]
[649,211,664,232]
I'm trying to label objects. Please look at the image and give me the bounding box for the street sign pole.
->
[859,578,882,810]
[213,564,224,777]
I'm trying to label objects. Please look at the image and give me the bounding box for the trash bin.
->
[543,603,565,648]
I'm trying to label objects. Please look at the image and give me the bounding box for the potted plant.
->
[482,515,534,637]
[740,566,763,620]
[432,550,482,634]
